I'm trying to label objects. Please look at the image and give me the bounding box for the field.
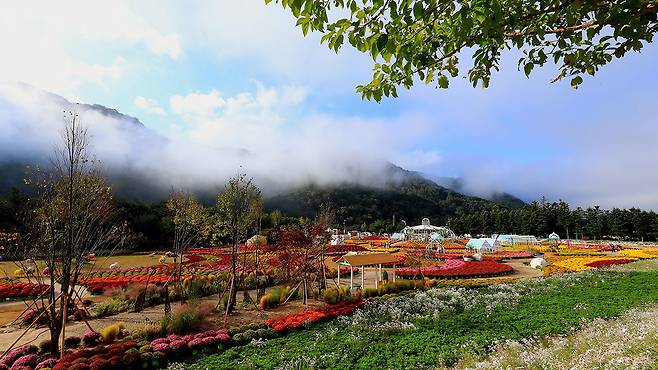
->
[188,260,658,369]
[1,241,658,370]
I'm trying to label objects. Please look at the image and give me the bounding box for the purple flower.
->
[35,358,57,370]
[11,354,38,367]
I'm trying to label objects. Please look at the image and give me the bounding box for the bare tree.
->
[215,174,262,314]
[165,190,209,304]
[8,111,124,356]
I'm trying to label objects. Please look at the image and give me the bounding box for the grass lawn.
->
[188,260,658,370]
[0,254,168,278]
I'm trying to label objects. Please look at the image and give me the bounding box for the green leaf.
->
[438,75,449,88]
[413,2,424,19]
[523,63,533,77]
[570,76,583,89]
[376,34,388,53]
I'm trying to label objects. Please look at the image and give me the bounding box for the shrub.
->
[132,322,163,341]
[64,336,82,348]
[82,331,100,346]
[12,354,38,368]
[93,296,133,318]
[323,286,352,304]
[38,339,52,353]
[122,348,140,366]
[160,303,211,335]
[259,286,293,310]
[35,358,57,370]
[100,322,126,344]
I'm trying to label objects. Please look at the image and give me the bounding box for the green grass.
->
[188,262,658,370]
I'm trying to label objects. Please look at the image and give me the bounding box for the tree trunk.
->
[228,240,238,313]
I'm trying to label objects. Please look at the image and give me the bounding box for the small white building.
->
[496,234,538,245]
[466,238,500,253]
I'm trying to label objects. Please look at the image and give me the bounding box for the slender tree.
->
[215,174,262,314]
[165,190,209,303]
[10,112,125,356]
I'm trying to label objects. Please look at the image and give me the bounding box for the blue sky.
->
[2,1,658,209]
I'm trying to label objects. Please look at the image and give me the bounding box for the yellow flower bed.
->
[365,246,400,253]
[553,256,637,272]
[501,244,550,253]
[619,248,658,259]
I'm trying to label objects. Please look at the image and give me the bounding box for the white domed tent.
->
[530,257,548,269]
[246,235,267,246]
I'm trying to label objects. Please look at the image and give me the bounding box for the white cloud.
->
[170,90,224,117]
[0,1,181,99]
[134,96,166,116]
[0,81,435,195]
[175,2,370,88]
[394,150,443,171]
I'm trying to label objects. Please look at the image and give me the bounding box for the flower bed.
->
[267,300,365,332]
[585,258,637,268]
[150,329,230,356]
[553,256,637,272]
[620,248,658,259]
[325,244,369,255]
[51,340,170,370]
[395,260,513,278]
[0,282,49,300]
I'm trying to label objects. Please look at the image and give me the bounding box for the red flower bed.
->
[183,254,206,264]
[267,300,365,332]
[359,235,388,241]
[585,259,636,268]
[396,260,513,278]
[0,282,49,300]
[52,341,149,370]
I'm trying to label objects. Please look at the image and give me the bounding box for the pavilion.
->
[400,218,456,242]
[335,253,399,289]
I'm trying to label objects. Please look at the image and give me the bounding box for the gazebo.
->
[336,253,399,289]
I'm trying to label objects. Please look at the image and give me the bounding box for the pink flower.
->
[187,338,205,350]
[151,343,170,353]
[11,354,38,367]
[35,358,57,370]
[169,340,185,351]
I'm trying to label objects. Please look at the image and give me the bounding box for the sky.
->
[1,1,658,209]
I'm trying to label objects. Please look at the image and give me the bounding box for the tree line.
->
[448,198,658,241]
